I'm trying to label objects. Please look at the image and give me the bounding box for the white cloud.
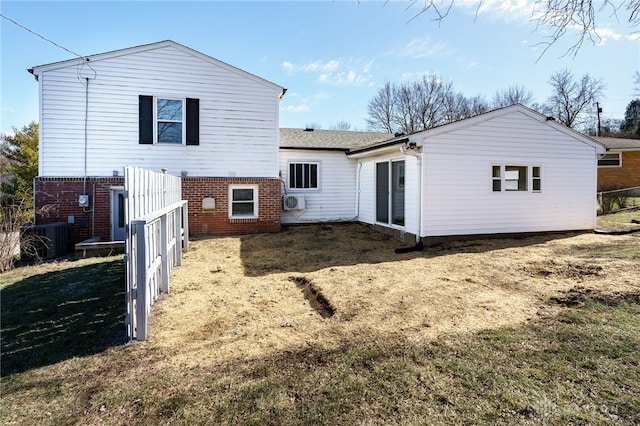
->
[594,26,623,44]
[281,58,373,86]
[390,36,450,59]
[282,61,294,74]
[281,91,332,113]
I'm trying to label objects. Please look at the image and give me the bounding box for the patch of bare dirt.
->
[138,223,640,369]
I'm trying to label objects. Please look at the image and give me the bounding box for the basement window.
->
[229,185,258,218]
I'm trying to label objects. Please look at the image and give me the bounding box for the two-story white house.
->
[29,40,286,244]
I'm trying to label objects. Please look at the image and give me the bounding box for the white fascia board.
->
[346,143,406,159]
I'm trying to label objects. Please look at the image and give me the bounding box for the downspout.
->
[400,143,422,246]
[83,77,89,195]
[355,160,362,220]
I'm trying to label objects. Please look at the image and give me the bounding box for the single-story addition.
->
[279,128,392,224]
[595,137,640,193]
[29,40,286,245]
[281,105,605,245]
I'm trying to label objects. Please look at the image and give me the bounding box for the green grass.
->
[596,208,640,232]
[1,253,639,425]
[0,256,125,375]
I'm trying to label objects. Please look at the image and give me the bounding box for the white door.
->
[110,188,126,241]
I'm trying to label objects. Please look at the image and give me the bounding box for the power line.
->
[0,12,84,59]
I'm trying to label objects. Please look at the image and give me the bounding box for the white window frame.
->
[228,185,259,219]
[597,152,622,168]
[288,161,320,191]
[154,97,186,145]
[491,164,542,193]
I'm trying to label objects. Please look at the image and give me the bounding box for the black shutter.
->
[186,98,200,146]
[139,95,153,144]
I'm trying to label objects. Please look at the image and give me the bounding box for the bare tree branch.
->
[401,0,639,58]
[546,68,605,128]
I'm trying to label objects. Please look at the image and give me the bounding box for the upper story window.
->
[492,165,541,193]
[139,95,199,145]
[289,162,319,190]
[598,152,621,167]
[156,98,184,144]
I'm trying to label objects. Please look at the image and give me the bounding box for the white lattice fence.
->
[124,167,189,341]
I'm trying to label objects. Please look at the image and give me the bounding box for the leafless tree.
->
[492,85,535,108]
[546,68,605,128]
[366,81,395,133]
[413,75,454,130]
[330,121,352,131]
[367,75,490,134]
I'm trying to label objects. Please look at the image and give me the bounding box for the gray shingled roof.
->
[280,128,393,150]
[594,137,640,150]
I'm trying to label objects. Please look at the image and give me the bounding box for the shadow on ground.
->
[239,222,584,277]
[1,258,126,376]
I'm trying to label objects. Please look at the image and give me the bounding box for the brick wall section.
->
[183,177,281,236]
[34,176,282,245]
[34,177,124,246]
[598,151,640,191]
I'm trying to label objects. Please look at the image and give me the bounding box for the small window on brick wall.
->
[598,152,621,167]
[229,185,258,218]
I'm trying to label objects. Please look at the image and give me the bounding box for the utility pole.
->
[596,102,602,136]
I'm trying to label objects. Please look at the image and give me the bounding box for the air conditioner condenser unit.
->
[283,195,306,211]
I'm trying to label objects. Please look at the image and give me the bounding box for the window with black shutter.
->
[138,95,199,145]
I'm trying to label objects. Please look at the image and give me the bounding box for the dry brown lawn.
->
[144,223,640,369]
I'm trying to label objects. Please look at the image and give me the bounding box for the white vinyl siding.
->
[280,150,356,223]
[420,110,599,236]
[36,43,282,178]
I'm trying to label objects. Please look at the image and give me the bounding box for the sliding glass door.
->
[376,160,404,227]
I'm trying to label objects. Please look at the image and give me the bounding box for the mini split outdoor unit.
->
[283,195,305,211]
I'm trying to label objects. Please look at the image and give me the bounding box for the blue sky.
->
[1,0,639,134]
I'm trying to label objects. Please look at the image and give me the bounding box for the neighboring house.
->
[284,105,605,244]
[29,40,286,244]
[594,137,640,193]
[279,128,392,224]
